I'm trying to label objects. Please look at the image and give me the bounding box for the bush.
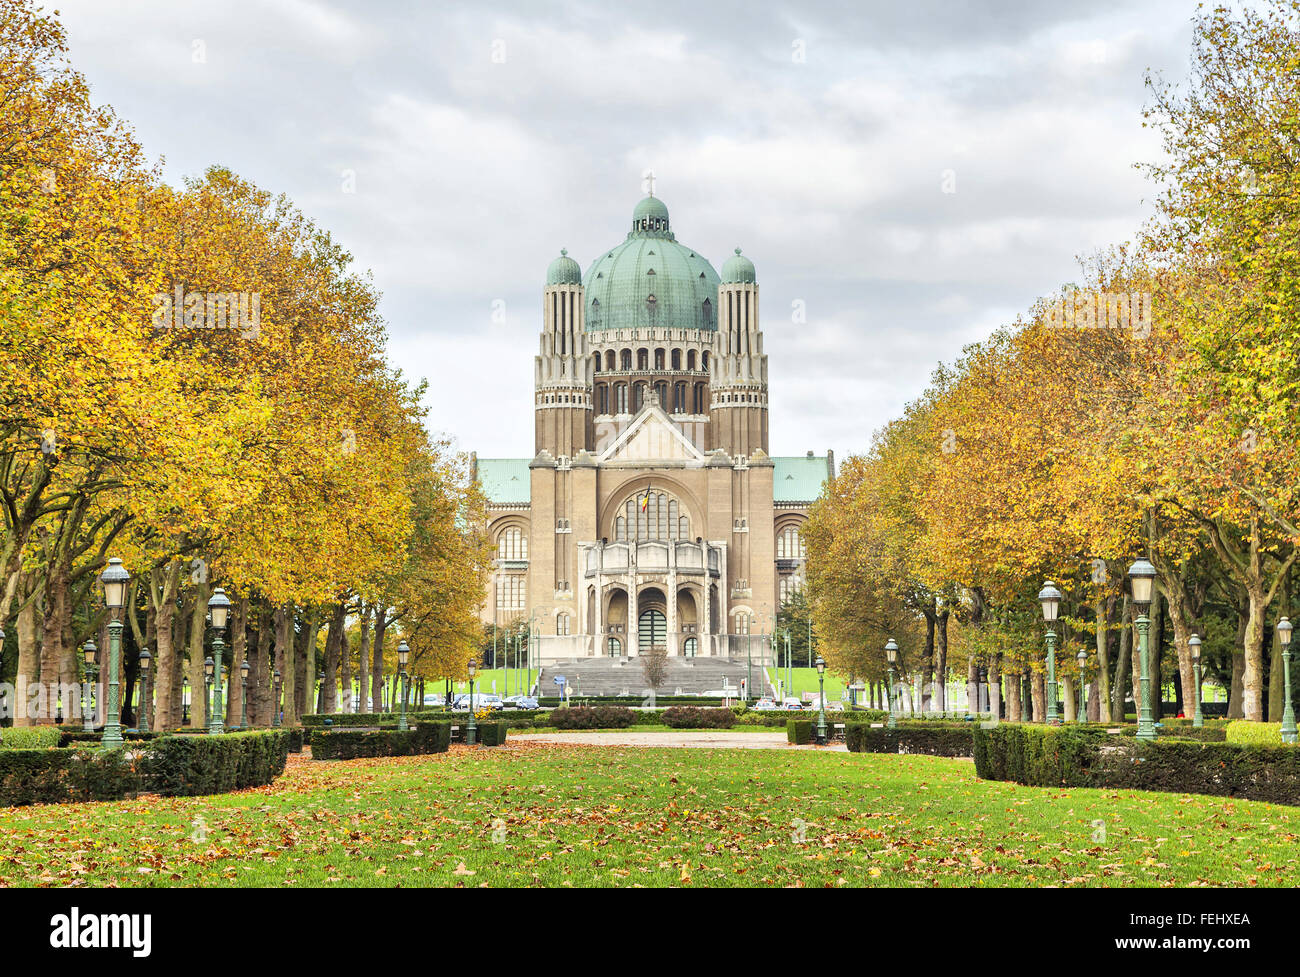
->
[846,723,973,757]
[309,722,451,760]
[549,706,636,730]
[786,720,813,745]
[141,730,290,796]
[661,706,735,729]
[476,722,509,746]
[0,726,61,750]
[0,747,138,806]
[1226,721,1288,746]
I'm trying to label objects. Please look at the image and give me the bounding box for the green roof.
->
[477,459,531,505]
[772,455,831,503]
[584,196,720,332]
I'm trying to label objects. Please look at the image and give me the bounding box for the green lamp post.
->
[207,588,231,735]
[1278,617,1296,744]
[814,655,828,744]
[203,656,214,730]
[1038,580,1063,725]
[1075,649,1088,723]
[272,669,282,728]
[182,675,190,726]
[81,640,97,733]
[396,640,410,731]
[466,657,478,746]
[98,557,130,748]
[138,647,151,732]
[1189,634,1204,729]
[239,659,250,730]
[1128,558,1157,742]
[884,638,899,730]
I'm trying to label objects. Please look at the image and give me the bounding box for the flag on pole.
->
[640,484,652,512]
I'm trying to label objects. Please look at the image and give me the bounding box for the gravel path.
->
[509,730,848,751]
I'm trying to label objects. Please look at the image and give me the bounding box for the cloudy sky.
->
[55,0,1199,460]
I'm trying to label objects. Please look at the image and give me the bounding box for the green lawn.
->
[2,743,1297,887]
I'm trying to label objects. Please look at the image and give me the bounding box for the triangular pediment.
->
[598,403,706,465]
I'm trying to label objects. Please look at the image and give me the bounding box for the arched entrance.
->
[638,587,667,653]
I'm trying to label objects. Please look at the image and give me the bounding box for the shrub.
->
[846,724,973,757]
[476,722,509,746]
[0,747,139,806]
[0,726,62,750]
[786,720,813,745]
[1226,721,1288,746]
[549,706,636,730]
[661,706,735,729]
[141,730,289,796]
[309,722,451,760]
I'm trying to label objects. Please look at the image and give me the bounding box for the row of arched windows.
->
[596,381,707,416]
[614,491,690,542]
[497,527,527,561]
[776,526,806,560]
[593,348,710,373]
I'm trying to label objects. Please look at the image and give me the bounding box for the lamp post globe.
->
[1127,559,1158,741]
[138,647,152,733]
[467,657,478,746]
[97,557,131,748]
[1278,618,1296,743]
[884,638,899,730]
[1189,634,1204,729]
[82,639,98,733]
[814,655,828,744]
[1038,581,1063,725]
[1075,649,1088,723]
[396,640,411,732]
[206,589,230,736]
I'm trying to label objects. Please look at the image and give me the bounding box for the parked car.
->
[422,694,445,707]
[503,695,540,710]
[752,698,780,711]
[780,697,804,710]
[453,693,502,710]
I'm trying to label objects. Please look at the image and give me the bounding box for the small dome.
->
[633,195,669,222]
[546,248,582,285]
[721,247,756,284]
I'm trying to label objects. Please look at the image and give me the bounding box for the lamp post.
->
[1038,580,1063,725]
[884,638,899,730]
[1189,635,1204,729]
[82,640,97,733]
[1075,649,1088,723]
[272,669,282,728]
[207,588,231,735]
[397,640,410,731]
[814,655,828,744]
[239,659,250,730]
[1278,617,1296,744]
[1128,558,1157,742]
[203,657,214,731]
[182,675,190,726]
[98,557,130,748]
[467,658,478,746]
[138,647,152,732]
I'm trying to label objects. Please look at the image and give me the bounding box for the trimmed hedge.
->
[0,726,62,750]
[846,723,973,757]
[309,722,451,760]
[476,722,509,746]
[1226,721,1288,746]
[974,722,1300,805]
[0,730,289,807]
[549,706,636,730]
[786,720,814,745]
[139,731,290,797]
[661,706,736,729]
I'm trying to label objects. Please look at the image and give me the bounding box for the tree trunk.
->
[274,603,292,726]
[1095,596,1112,722]
[37,561,68,725]
[357,605,372,713]
[935,607,949,712]
[1007,670,1022,722]
[1112,595,1131,721]
[1031,670,1045,722]
[920,610,935,712]
[187,581,210,729]
[322,602,345,713]
[372,612,388,715]
[989,651,1002,720]
[14,574,40,727]
[229,597,248,728]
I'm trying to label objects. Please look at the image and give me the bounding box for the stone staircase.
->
[537,657,775,698]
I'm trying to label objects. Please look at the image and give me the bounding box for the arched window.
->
[633,382,646,412]
[683,637,697,658]
[619,490,689,541]
[687,349,697,371]
[592,354,600,374]
[597,384,609,415]
[638,608,667,651]
[556,613,570,636]
[605,350,616,371]
[733,612,750,635]
[637,348,649,371]
[620,349,632,370]
[497,527,527,560]
[702,299,712,328]
[673,382,686,413]
[607,636,623,657]
[701,351,710,371]
[654,381,668,407]
[777,526,806,560]
[654,348,665,371]
[693,383,706,414]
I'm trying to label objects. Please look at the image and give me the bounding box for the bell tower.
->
[710,248,768,456]
[535,249,593,458]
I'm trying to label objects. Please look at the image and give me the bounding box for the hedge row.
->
[662,706,735,729]
[0,727,62,749]
[0,730,290,807]
[548,706,637,729]
[846,723,974,757]
[974,723,1300,805]
[309,722,452,760]
[1225,721,1290,746]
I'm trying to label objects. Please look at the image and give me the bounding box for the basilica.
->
[474,194,832,663]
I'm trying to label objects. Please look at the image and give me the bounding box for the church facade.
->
[474,194,832,662]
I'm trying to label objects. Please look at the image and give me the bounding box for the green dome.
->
[721,247,756,284]
[546,248,582,285]
[584,197,720,332]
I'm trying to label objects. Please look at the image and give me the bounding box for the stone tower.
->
[710,248,768,457]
